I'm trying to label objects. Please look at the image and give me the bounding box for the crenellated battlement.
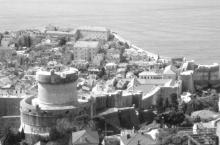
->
[36,67,78,84]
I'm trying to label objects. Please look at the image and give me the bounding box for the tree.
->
[155,93,178,113]
[155,111,185,128]
[0,33,3,46]
[185,94,219,115]
[16,34,32,48]
[0,127,25,145]
[168,93,178,110]
[98,67,106,78]
[58,37,67,46]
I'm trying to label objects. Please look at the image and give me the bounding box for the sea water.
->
[0,0,220,64]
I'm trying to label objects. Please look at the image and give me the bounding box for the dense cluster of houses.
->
[0,25,220,145]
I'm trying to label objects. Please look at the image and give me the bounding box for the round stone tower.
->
[36,68,78,107]
[20,67,80,141]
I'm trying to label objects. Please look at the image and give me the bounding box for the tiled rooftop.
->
[77,26,109,32]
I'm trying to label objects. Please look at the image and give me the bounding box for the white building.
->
[138,71,173,86]
[139,71,163,80]
[73,41,101,62]
[105,62,118,76]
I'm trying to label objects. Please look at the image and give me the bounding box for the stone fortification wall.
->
[0,97,22,116]
[118,108,140,129]
[106,91,122,108]
[142,87,161,109]
[20,96,80,135]
[0,116,20,137]
[20,67,81,140]
[93,91,142,111]
[180,70,195,93]
[160,86,178,99]
[193,63,220,88]
[141,83,181,110]
[101,110,121,128]
[93,94,107,111]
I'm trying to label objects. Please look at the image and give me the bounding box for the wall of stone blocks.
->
[0,98,22,116]
[0,116,20,137]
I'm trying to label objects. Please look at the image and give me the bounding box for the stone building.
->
[106,48,121,63]
[76,26,110,41]
[105,62,118,77]
[45,30,77,41]
[138,71,163,82]
[180,70,195,93]
[92,53,104,66]
[73,41,101,62]
[20,67,90,143]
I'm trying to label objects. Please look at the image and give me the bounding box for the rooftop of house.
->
[72,129,99,145]
[0,77,13,89]
[163,65,177,75]
[139,71,161,76]
[120,132,156,145]
[74,41,100,48]
[191,110,220,121]
[77,26,109,32]
[105,62,117,67]
[181,70,194,75]
[46,30,74,35]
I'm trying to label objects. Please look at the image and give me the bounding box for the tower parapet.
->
[36,68,78,84]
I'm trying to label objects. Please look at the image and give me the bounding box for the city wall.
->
[0,116,20,137]
[20,96,81,133]
[193,63,220,89]
[93,91,142,112]
[0,97,22,116]
[141,83,181,110]
[141,87,161,109]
